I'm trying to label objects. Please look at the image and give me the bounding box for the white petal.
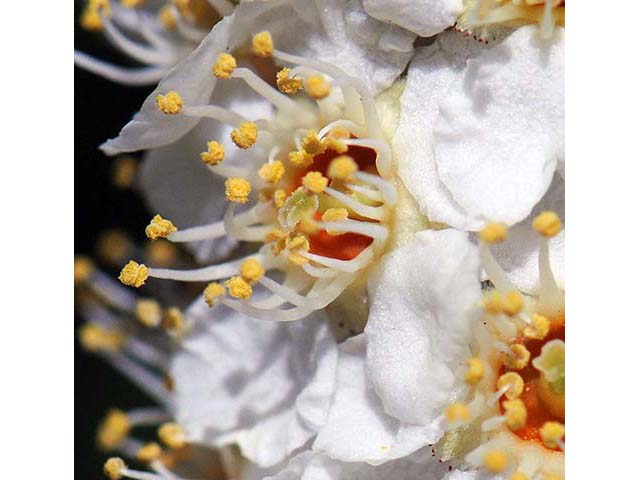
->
[363,0,462,37]
[265,450,451,480]
[365,229,481,425]
[313,336,440,464]
[100,16,233,155]
[138,80,272,263]
[434,26,565,226]
[171,301,338,467]
[394,32,488,230]
[489,173,564,294]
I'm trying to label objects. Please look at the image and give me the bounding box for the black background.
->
[75,8,157,476]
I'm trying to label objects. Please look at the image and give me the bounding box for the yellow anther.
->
[162,307,184,334]
[156,91,183,115]
[444,402,471,423]
[503,291,524,316]
[136,442,162,463]
[97,409,130,451]
[510,473,529,480]
[306,75,331,100]
[483,291,503,314]
[301,130,327,156]
[327,155,358,181]
[524,313,551,340]
[274,189,287,208]
[147,239,177,267]
[225,276,252,300]
[302,171,328,193]
[286,234,310,265]
[158,423,186,449]
[322,136,348,154]
[121,0,144,7]
[119,260,149,287]
[225,177,252,203]
[539,421,565,449]
[322,207,349,223]
[503,399,527,430]
[497,372,524,400]
[479,222,508,244]
[276,68,303,94]
[79,324,124,353]
[329,126,351,139]
[113,156,137,189]
[80,8,104,31]
[288,150,314,168]
[483,450,508,473]
[504,344,531,370]
[134,299,162,328]
[231,122,258,149]
[145,214,177,240]
[203,282,226,307]
[158,5,177,30]
[240,258,265,284]
[252,31,274,57]
[532,211,562,237]
[74,256,94,284]
[258,160,286,184]
[200,140,225,166]
[213,52,237,79]
[465,357,485,385]
[104,457,126,480]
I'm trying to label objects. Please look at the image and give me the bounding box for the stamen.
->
[324,187,385,220]
[148,255,265,282]
[503,398,527,430]
[203,282,225,307]
[104,457,127,480]
[301,130,327,156]
[119,261,149,287]
[445,402,471,424]
[302,171,329,193]
[539,421,565,449]
[155,91,183,115]
[306,75,331,100]
[226,276,252,299]
[465,357,485,385]
[145,215,177,240]
[74,256,95,284]
[102,17,172,66]
[496,372,524,400]
[479,222,508,244]
[232,68,306,115]
[532,211,562,238]
[343,139,392,177]
[97,409,131,451]
[182,105,247,126]
[200,140,225,166]
[483,450,508,473]
[258,160,286,184]
[524,313,551,340]
[135,442,162,463]
[276,68,303,94]
[135,299,162,328]
[327,155,358,181]
[503,344,531,370]
[225,177,252,203]
[230,122,259,149]
[161,307,184,334]
[302,247,374,273]
[252,31,274,58]
[158,422,186,449]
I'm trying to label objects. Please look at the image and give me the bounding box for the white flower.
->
[394,25,564,292]
[363,0,463,37]
[75,0,234,85]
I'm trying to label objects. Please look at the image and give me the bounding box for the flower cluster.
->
[75,1,564,479]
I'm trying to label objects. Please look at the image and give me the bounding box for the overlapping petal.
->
[363,0,462,37]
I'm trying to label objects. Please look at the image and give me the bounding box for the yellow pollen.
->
[504,344,531,370]
[479,222,508,244]
[240,258,265,284]
[510,473,529,480]
[273,189,287,208]
[97,409,130,451]
[80,8,104,31]
[497,372,524,400]
[104,457,126,480]
[465,357,485,385]
[225,177,252,203]
[276,68,303,94]
[226,276,252,300]
[503,291,524,316]
[322,207,349,223]
[201,140,225,166]
[113,156,137,189]
[158,5,177,30]
[322,136,348,154]
[162,307,184,334]
[524,313,551,340]
[118,260,148,287]
[156,91,183,115]
[231,122,258,149]
[288,150,314,168]
[532,211,562,237]
[213,52,237,79]
[306,75,331,100]
[328,155,358,181]
[145,214,177,240]
[252,31,274,57]
[539,421,565,449]
[258,161,286,184]
[74,256,94,284]
[135,299,162,328]
[483,291,503,314]
[483,450,508,473]
[158,423,186,449]
[204,282,226,307]
[444,402,471,423]
[79,324,124,353]
[301,130,327,156]
[503,399,527,430]
[265,228,286,243]
[286,234,310,265]
[136,442,162,463]
[302,171,328,193]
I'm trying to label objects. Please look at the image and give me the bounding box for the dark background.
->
[75,9,156,477]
